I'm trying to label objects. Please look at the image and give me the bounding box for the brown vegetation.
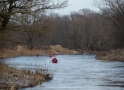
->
[0,45,79,90]
[96,49,124,61]
[49,45,78,54]
[0,63,52,90]
[0,45,79,58]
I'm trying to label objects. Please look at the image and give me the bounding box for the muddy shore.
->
[0,63,52,90]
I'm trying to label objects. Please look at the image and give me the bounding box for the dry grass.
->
[0,63,52,90]
[0,45,79,89]
[0,45,79,58]
[49,45,78,54]
[96,49,124,61]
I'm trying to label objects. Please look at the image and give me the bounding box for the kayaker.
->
[52,57,58,63]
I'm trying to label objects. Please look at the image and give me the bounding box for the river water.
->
[1,54,124,90]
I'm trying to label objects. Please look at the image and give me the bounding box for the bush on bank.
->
[0,63,52,90]
[96,49,124,61]
[0,45,79,58]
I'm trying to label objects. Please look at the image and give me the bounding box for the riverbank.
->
[0,45,78,90]
[96,49,124,61]
[0,45,79,58]
[0,63,52,90]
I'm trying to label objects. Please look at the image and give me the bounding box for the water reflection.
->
[1,55,124,90]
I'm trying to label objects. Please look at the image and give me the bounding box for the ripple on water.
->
[1,55,124,90]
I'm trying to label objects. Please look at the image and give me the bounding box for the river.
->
[1,54,124,90]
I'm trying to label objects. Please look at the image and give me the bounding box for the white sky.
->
[53,0,100,15]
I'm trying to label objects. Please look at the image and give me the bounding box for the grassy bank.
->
[0,45,79,58]
[0,63,52,90]
[96,49,124,61]
[0,45,78,90]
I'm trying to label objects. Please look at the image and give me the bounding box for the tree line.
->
[0,0,124,51]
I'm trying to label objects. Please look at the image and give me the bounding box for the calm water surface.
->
[1,54,124,90]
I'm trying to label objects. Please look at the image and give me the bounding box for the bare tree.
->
[0,0,68,49]
[95,0,124,48]
[20,13,55,49]
[0,0,68,31]
[69,12,81,50]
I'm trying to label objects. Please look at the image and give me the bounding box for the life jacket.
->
[52,58,58,63]
[36,54,40,57]
[49,54,52,57]
[53,53,56,56]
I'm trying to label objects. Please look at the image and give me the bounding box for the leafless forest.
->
[0,0,124,51]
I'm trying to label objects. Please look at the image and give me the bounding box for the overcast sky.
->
[53,0,100,15]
